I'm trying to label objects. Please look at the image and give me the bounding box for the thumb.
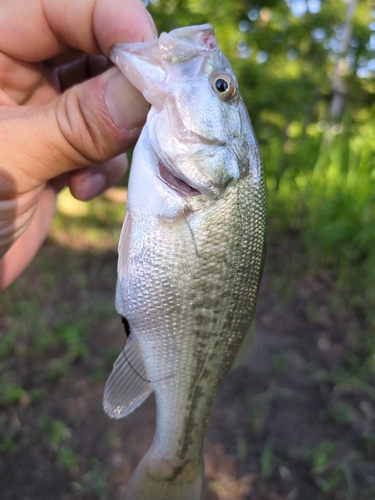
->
[1,66,149,194]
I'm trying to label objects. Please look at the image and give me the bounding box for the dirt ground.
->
[1,236,375,500]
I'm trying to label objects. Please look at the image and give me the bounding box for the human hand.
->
[0,0,156,290]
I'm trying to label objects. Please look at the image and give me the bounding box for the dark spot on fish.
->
[120,316,131,337]
[177,383,205,460]
[194,311,211,327]
[146,456,200,484]
[167,465,184,483]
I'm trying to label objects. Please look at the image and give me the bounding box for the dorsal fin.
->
[103,337,152,419]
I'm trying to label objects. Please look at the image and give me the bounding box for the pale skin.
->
[0,0,157,290]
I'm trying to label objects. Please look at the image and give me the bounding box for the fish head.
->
[111,24,253,201]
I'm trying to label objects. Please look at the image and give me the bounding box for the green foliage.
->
[147,1,375,338]
[82,458,108,497]
[37,415,78,472]
[149,0,374,134]
[270,350,285,376]
[56,321,90,361]
[311,441,336,471]
[266,111,375,265]
[260,438,274,478]
[308,441,357,497]
[0,428,19,454]
[236,431,249,460]
[0,379,27,406]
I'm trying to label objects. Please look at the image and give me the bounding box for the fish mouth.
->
[158,162,203,198]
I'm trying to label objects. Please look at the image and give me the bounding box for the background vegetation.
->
[149,0,375,325]
[147,0,375,433]
[1,0,375,499]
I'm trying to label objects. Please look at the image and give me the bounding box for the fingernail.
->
[105,68,149,132]
[76,172,106,200]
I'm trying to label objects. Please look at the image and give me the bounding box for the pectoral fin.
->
[117,210,132,279]
[103,337,152,419]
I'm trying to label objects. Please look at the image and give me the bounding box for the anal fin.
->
[103,337,152,419]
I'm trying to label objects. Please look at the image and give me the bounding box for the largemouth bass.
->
[103,24,266,500]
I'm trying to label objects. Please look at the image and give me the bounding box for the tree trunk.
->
[328,0,358,120]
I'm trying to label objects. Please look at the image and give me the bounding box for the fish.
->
[103,24,266,500]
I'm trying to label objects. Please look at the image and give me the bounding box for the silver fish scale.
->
[106,23,266,499]
[121,173,265,463]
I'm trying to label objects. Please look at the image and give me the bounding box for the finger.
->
[0,88,18,106]
[45,49,85,68]
[58,54,109,91]
[0,52,60,105]
[0,0,156,62]
[0,66,149,194]
[0,185,56,291]
[0,52,108,106]
[49,153,127,199]
[69,154,128,201]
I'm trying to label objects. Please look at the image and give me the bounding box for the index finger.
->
[0,0,156,62]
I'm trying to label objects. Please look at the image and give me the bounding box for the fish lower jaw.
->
[145,454,201,485]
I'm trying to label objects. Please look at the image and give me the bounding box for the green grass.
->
[262,108,375,382]
[306,440,358,498]
[265,113,375,260]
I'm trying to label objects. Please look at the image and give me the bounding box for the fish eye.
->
[212,74,237,100]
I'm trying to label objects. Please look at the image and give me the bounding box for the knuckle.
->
[56,88,112,164]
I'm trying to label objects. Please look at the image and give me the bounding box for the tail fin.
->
[121,450,203,500]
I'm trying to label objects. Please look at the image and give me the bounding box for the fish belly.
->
[118,177,264,472]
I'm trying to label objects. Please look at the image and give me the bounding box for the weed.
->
[0,429,19,454]
[59,446,78,471]
[361,435,375,458]
[37,414,78,472]
[246,386,275,437]
[37,415,71,448]
[56,321,89,361]
[80,458,108,497]
[310,441,336,472]
[0,376,28,407]
[328,400,351,426]
[236,431,248,461]
[308,441,359,497]
[260,439,274,478]
[270,350,285,377]
[46,357,71,382]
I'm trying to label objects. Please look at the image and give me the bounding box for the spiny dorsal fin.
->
[103,337,152,419]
